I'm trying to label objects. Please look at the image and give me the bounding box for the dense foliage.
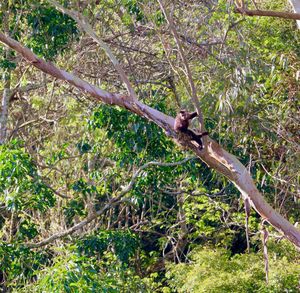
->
[0,0,299,292]
[166,244,300,292]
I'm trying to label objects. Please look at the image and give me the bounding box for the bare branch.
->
[121,156,195,196]
[47,0,138,101]
[26,199,121,248]
[235,7,300,20]
[262,224,269,283]
[0,0,11,144]
[10,83,44,98]
[0,88,10,143]
[42,181,70,199]
[157,0,205,132]
[25,157,194,247]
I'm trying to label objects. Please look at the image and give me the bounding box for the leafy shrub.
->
[166,244,300,293]
[0,141,55,212]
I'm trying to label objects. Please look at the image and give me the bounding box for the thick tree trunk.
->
[0,32,299,248]
[0,87,10,144]
[0,1,11,144]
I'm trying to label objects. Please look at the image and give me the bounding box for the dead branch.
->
[235,8,300,20]
[26,199,122,248]
[47,0,138,101]
[157,0,205,132]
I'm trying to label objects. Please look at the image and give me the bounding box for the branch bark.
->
[1,32,300,248]
[0,0,11,144]
[289,0,300,28]
[235,7,300,20]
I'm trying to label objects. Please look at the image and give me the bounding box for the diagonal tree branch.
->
[289,0,300,28]
[26,157,194,248]
[1,32,300,248]
[26,199,122,248]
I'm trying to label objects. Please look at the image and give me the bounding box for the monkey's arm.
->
[187,111,198,120]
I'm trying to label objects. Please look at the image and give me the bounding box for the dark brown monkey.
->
[174,110,208,149]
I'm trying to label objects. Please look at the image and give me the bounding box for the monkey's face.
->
[179,110,188,120]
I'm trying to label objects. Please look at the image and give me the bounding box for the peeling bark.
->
[0,32,299,248]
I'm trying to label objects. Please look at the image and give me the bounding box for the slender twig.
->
[157,0,205,131]
[261,224,269,284]
[244,197,251,253]
[9,83,44,100]
[120,156,196,196]
[42,181,70,199]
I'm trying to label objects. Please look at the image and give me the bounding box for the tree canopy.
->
[0,0,299,292]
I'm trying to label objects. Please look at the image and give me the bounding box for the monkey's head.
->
[174,110,196,132]
[179,110,198,122]
[179,110,189,120]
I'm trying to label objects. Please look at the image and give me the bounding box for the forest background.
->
[0,0,299,292]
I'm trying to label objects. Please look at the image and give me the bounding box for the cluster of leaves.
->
[0,140,55,212]
[11,230,146,292]
[77,230,138,263]
[121,0,145,24]
[26,3,78,59]
[166,243,300,293]
[0,243,50,288]
[0,0,78,64]
[20,252,150,293]
[89,103,174,166]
